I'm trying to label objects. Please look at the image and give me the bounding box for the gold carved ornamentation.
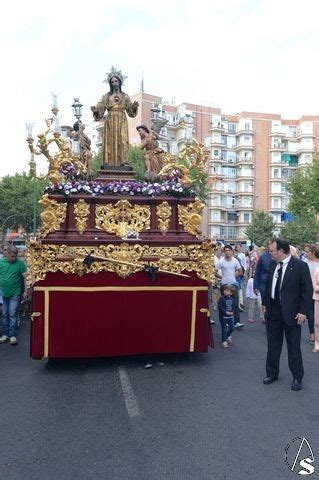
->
[74,199,90,235]
[156,202,172,235]
[159,139,209,186]
[95,200,150,238]
[26,116,86,184]
[178,198,204,237]
[26,243,215,285]
[39,194,67,237]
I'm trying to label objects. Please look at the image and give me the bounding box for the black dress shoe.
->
[263,376,278,385]
[291,379,302,391]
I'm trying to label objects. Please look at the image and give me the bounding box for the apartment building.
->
[95,91,319,243]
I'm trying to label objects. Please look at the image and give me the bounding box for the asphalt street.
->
[0,309,318,480]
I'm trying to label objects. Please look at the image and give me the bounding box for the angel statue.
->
[136,117,167,181]
[91,67,139,167]
[67,121,93,179]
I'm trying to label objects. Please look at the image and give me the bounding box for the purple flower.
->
[44,178,194,198]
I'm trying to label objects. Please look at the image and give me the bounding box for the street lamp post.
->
[72,98,83,122]
[32,180,37,234]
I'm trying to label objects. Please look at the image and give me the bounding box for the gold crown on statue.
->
[104,67,127,85]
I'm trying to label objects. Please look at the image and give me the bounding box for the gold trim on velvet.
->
[34,286,207,292]
[190,290,197,352]
[26,243,215,284]
[44,290,49,358]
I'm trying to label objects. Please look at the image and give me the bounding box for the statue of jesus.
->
[91,68,139,166]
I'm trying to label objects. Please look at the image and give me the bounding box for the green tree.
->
[287,169,315,217]
[244,210,276,246]
[280,214,319,245]
[92,152,102,178]
[0,173,47,234]
[287,157,319,216]
[128,145,145,181]
[284,157,319,244]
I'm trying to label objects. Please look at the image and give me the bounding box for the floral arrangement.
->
[45,179,196,198]
[58,163,77,179]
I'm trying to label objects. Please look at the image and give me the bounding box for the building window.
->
[210,195,220,206]
[228,227,238,239]
[228,212,237,223]
[289,126,297,137]
[243,212,250,223]
[243,182,251,192]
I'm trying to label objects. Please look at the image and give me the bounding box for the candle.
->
[53,115,60,133]
[51,92,58,109]
[25,122,34,138]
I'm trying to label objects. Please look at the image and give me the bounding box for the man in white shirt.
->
[216,245,243,328]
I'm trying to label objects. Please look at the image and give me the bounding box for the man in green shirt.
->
[0,245,27,345]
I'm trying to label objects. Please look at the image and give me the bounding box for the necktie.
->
[274,262,283,301]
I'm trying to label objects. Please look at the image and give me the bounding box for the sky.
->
[2,0,319,176]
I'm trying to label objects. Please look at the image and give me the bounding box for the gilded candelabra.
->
[25,94,86,184]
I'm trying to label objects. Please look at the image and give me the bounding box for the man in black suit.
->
[262,237,312,391]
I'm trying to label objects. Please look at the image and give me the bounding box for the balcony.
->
[220,204,236,210]
[295,146,315,155]
[236,204,254,210]
[270,158,295,166]
[236,128,254,136]
[269,130,285,137]
[270,142,287,152]
[237,156,254,164]
[211,155,223,163]
[221,158,237,165]
[269,192,285,197]
[237,190,254,195]
[211,140,227,147]
[235,144,254,151]
[269,207,284,212]
[209,170,225,178]
[210,123,225,132]
[296,130,315,140]
[237,171,254,179]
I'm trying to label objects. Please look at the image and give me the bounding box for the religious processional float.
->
[25,68,215,360]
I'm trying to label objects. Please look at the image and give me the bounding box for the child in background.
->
[246,270,265,323]
[218,285,236,348]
